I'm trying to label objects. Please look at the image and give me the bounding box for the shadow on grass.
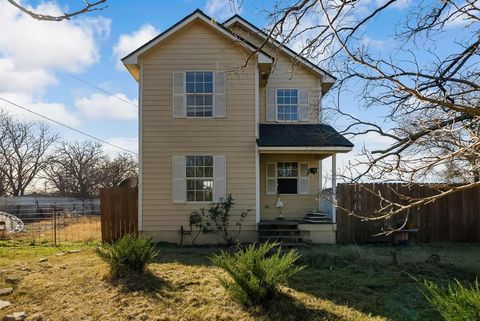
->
[152,243,223,266]
[288,265,441,321]
[109,270,172,297]
[248,292,350,321]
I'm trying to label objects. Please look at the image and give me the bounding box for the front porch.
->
[255,124,354,244]
[257,152,340,244]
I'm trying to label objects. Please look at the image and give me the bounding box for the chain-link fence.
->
[0,198,100,244]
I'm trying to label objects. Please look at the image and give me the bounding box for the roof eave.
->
[257,146,353,153]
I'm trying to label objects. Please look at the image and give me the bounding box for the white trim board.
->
[258,146,352,153]
[138,60,143,231]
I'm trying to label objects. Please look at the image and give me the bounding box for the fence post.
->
[53,205,57,246]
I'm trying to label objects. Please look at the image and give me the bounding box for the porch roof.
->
[256,124,354,149]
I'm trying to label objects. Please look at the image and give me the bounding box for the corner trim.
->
[138,60,143,232]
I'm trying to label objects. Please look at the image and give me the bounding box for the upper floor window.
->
[186,72,213,117]
[277,89,298,121]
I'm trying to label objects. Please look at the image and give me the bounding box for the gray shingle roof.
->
[257,124,354,148]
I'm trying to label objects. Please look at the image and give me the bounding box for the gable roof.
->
[223,14,336,83]
[122,9,273,80]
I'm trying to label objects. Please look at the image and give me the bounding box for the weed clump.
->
[95,234,158,279]
[211,242,305,307]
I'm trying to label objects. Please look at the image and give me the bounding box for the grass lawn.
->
[0,241,479,320]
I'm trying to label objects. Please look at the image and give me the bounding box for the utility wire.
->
[0,96,138,155]
[67,73,138,108]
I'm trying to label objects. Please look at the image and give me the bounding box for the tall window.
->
[277,162,298,194]
[186,72,213,117]
[186,156,213,202]
[277,89,298,121]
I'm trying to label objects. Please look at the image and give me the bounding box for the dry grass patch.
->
[0,245,384,321]
[10,216,101,243]
[2,243,478,320]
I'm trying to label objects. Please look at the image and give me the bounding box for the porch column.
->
[331,154,337,223]
[318,159,322,211]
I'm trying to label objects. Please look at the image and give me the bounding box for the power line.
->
[67,74,138,109]
[0,96,138,155]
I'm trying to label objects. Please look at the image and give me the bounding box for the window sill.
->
[185,116,214,119]
[266,193,310,196]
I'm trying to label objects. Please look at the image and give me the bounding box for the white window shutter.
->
[214,72,226,118]
[172,156,186,203]
[173,72,185,118]
[299,88,309,121]
[213,155,226,202]
[266,162,277,195]
[298,162,309,194]
[266,88,276,121]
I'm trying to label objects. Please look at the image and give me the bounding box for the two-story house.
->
[122,9,353,244]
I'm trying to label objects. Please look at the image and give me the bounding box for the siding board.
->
[140,20,257,238]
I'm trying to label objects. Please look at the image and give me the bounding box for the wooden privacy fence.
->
[336,183,480,244]
[100,187,138,243]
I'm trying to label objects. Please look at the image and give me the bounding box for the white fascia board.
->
[258,146,352,153]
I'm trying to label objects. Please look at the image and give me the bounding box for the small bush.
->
[95,234,158,279]
[211,242,305,307]
[422,279,480,321]
[199,194,249,246]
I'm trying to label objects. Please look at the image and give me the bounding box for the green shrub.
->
[211,242,305,306]
[95,234,158,279]
[422,279,480,321]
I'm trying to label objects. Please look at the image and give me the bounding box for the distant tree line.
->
[0,112,137,198]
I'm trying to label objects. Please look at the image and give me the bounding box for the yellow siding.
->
[230,24,321,124]
[260,154,320,220]
[140,20,257,241]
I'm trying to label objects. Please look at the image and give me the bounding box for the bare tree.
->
[254,0,479,227]
[7,0,108,21]
[0,112,58,196]
[99,153,138,188]
[45,140,104,199]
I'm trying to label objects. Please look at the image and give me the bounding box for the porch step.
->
[299,211,332,224]
[260,235,298,240]
[258,219,301,244]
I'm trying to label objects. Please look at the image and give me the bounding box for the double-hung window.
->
[266,162,309,195]
[277,89,298,121]
[277,162,299,194]
[173,155,226,203]
[186,156,213,202]
[186,72,213,117]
